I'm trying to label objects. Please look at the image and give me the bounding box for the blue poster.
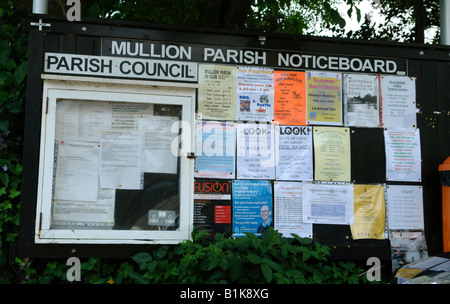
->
[232,180,273,237]
[195,121,236,179]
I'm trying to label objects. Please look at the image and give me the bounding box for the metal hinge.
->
[45,97,49,114]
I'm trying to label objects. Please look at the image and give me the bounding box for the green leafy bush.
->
[0,3,27,283]
[128,228,369,284]
[10,229,371,284]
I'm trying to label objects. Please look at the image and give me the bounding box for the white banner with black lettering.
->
[44,53,198,82]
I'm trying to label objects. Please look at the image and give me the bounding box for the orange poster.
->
[274,71,306,125]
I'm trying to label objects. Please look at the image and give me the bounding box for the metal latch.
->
[186,152,196,159]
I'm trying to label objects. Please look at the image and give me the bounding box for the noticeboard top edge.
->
[24,14,450,61]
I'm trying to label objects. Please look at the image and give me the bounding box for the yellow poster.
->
[313,126,350,181]
[306,71,342,125]
[198,64,236,120]
[351,184,386,240]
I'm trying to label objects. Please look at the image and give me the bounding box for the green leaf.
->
[8,188,20,199]
[280,244,288,258]
[292,234,312,245]
[81,257,99,270]
[262,258,282,272]
[310,251,320,260]
[0,47,12,68]
[302,251,311,262]
[128,272,150,284]
[291,269,305,283]
[46,261,58,270]
[146,260,158,272]
[330,8,346,28]
[247,253,262,264]
[209,269,226,281]
[261,264,272,283]
[155,246,169,259]
[0,71,13,86]
[0,173,9,187]
[356,7,361,23]
[230,260,242,282]
[207,258,220,271]
[132,252,153,270]
[13,61,27,86]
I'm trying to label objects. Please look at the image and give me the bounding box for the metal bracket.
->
[30,18,51,31]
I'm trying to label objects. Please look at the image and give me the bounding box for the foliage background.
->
[0,0,440,283]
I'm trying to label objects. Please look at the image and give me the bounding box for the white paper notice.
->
[54,140,100,202]
[55,100,112,141]
[236,66,274,122]
[198,64,236,120]
[112,102,153,131]
[387,185,424,230]
[275,125,313,181]
[384,128,421,182]
[139,115,179,174]
[380,75,417,128]
[236,123,275,179]
[274,182,312,238]
[100,131,142,189]
[302,183,354,225]
[344,74,380,127]
[52,188,116,228]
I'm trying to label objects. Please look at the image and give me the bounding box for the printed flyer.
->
[139,115,179,174]
[386,185,424,230]
[198,64,236,120]
[343,73,380,127]
[273,71,306,125]
[236,123,276,179]
[384,128,422,182]
[274,181,312,238]
[275,125,313,181]
[380,75,417,128]
[193,179,232,237]
[302,182,354,225]
[195,120,236,179]
[313,126,351,182]
[232,180,273,237]
[236,66,274,121]
[350,184,386,240]
[306,71,342,125]
[54,140,100,202]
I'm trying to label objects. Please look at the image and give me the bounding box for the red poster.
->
[193,179,232,237]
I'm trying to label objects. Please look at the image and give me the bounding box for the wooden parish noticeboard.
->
[19,17,450,263]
